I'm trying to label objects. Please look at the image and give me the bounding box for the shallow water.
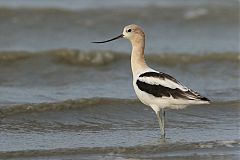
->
[0,51,239,159]
[0,0,239,159]
[0,99,239,159]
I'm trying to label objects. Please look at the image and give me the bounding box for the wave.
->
[0,97,138,117]
[0,5,237,25]
[0,49,239,66]
[0,97,239,118]
[0,140,239,158]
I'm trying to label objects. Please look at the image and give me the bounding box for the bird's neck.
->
[130,37,148,76]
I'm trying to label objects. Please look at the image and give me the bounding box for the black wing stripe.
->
[136,80,209,101]
[136,80,194,100]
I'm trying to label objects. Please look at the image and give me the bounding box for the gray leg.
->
[157,109,165,139]
[161,109,166,138]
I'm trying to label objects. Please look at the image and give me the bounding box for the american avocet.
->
[93,24,210,139]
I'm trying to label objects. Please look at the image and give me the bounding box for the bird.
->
[92,24,210,139]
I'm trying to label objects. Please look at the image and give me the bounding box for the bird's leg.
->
[161,108,165,133]
[157,110,165,139]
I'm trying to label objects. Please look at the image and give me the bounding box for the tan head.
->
[122,24,145,42]
[92,24,145,44]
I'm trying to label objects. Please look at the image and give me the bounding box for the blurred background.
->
[0,0,238,53]
[0,0,239,159]
[0,0,239,104]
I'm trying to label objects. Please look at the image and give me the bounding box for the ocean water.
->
[0,0,239,160]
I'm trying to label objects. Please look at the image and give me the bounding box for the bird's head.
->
[92,24,145,44]
[122,24,145,42]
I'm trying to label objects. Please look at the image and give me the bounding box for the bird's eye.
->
[127,29,132,32]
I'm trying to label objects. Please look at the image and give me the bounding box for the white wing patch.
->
[138,76,188,91]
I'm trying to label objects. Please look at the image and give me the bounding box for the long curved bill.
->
[92,34,123,43]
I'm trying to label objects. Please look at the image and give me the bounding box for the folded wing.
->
[136,72,209,101]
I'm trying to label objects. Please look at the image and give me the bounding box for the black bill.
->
[92,34,123,43]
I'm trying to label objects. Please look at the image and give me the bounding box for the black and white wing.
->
[136,72,209,101]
